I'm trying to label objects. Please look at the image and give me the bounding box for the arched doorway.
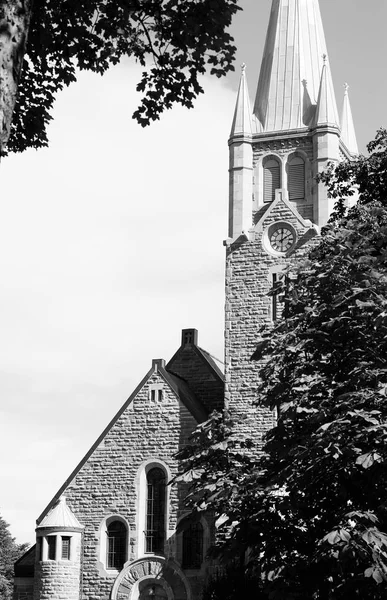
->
[111,557,191,600]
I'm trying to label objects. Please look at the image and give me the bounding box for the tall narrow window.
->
[61,536,71,560]
[272,273,278,322]
[288,156,305,201]
[47,535,56,560]
[107,521,126,570]
[145,468,166,553]
[272,273,288,322]
[182,522,203,569]
[263,157,281,203]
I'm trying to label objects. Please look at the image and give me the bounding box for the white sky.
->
[1,0,386,545]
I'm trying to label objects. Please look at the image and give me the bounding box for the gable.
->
[37,359,206,524]
[254,188,317,234]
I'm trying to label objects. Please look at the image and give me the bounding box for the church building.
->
[14,1,358,599]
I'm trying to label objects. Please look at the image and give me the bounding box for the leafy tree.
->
[0,514,29,600]
[176,129,387,599]
[0,0,240,154]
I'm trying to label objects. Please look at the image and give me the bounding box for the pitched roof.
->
[14,545,35,578]
[166,329,224,414]
[162,368,208,423]
[196,346,224,381]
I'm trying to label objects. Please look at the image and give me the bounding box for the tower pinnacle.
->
[313,58,340,129]
[341,84,359,155]
[230,64,254,138]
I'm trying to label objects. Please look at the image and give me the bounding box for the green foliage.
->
[7,0,240,153]
[0,515,29,600]
[177,130,387,599]
[318,128,387,222]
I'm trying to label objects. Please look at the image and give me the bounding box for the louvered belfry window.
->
[263,157,281,203]
[61,536,71,560]
[288,156,305,201]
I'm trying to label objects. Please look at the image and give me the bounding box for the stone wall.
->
[224,196,319,442]
[33,560,81,600]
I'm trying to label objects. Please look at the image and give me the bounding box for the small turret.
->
[311,56,341,226]
[33,497,83,600]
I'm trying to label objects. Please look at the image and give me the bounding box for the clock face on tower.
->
[263,222,297,255]
[270,226,295,252]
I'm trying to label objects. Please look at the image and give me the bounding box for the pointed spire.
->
[254,0,339,132]
[37,496,83,530]
[230,64,253,137]
[341,84,359,155]
[313,56,340,129]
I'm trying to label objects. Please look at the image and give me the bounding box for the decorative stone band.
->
[111,557,192,600]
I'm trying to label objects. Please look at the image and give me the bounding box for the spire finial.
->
[344,82,349,94]
[241,63,246,73]
[322,54,327,64]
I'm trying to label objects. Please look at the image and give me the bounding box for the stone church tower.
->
[13,2,358,600]
[224,0,358,439]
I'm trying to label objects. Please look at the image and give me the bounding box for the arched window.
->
[107,521,126,569]
[182,522,203,569]
[145,468,166,553]
[263,157,281,203]
[288,155,305,201]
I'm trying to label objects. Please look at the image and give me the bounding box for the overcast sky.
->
[1,0,386,545]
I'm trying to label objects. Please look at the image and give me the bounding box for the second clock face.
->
[270,227,295,252]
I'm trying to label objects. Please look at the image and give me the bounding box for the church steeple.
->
[253,0,339,133]
[225,0,359,445]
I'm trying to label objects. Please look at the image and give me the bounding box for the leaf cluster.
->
[7,0,240,153]
[318,128,387,223]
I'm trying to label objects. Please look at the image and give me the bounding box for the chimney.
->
[152,359,166,371]
[181,329,198,347]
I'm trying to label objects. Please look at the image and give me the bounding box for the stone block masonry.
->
[39,371,199,600]
[224,196,319,443]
